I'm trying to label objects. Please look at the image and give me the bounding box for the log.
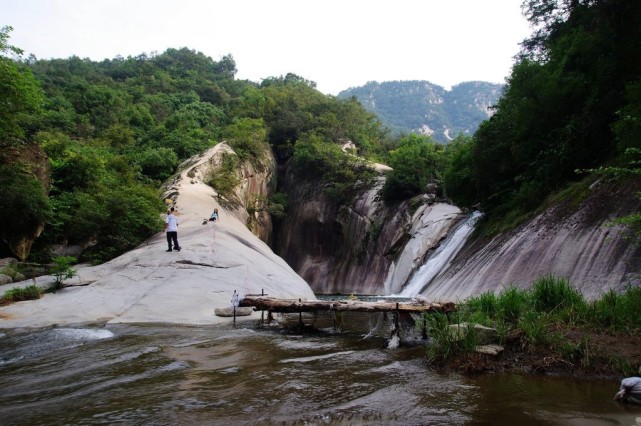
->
[238,296,455,314]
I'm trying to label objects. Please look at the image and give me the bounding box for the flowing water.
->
[400,211,483,297]
[0,315,639,425]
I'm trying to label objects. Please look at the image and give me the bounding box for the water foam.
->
[53,328,115,341]
[399,211,482,297]
[279,350,355,364]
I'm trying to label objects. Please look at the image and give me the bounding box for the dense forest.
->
[338,80,503,143]
[446,0,641,233]
[0,29,400,263]
[1,0,640,264]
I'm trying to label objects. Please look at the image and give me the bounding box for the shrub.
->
[0,164,52,257]
[3,285,42,302]
[292,133,376,204]
[50,255,77,289]
[207,153,241,200]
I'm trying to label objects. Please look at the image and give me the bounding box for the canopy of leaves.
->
[382,134,446,204]
[2,27,392,262]
[0,26,44,144]
[449,0,641,226]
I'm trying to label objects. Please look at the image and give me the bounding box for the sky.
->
[2,0,532,95]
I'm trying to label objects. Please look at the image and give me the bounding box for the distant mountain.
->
[337,80,504,143]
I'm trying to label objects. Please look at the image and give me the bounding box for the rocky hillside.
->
[337,80,503,143]
[0,144,315,328]
[275,165,641,300]
[422,178,641,302]
[274,167,464,295]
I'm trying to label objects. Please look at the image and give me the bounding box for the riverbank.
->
[423,276,641,380]
[438,327,641,380]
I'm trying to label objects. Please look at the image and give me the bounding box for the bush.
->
[50,255,77,288]
[0,164,52,258]
[292,133,376,204]
[382,134,445,204]
[207,153,242,200]
[3,285,42,302]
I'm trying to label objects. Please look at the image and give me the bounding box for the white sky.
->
[2,0,532,95]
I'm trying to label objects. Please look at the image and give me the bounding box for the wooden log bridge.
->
[238,295,456,315]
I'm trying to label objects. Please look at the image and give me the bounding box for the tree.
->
[382,134,444,204]
[443,135,476,207]
[0,163,52,259]
[136,147,178,181]
[223,118,268,167]
[0,26,44,143]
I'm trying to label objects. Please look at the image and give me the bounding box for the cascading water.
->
[398,211,482,297]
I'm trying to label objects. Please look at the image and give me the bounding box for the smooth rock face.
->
[424,181,641,302]
[275,171,463,295]
[0,145,315,329]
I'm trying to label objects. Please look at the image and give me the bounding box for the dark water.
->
[0,314,639,425]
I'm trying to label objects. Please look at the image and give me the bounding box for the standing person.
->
[164,207,181,252]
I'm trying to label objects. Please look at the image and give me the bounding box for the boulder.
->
[475,344,504,356]
[448,322,498,345]
[0,258,18,268]
[0,274,13,285]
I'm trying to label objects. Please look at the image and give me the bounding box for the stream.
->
[0,314,639,425]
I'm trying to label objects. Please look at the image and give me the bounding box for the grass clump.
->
[425,312,478,363]
[422,275,641,374]
[2,285,42,302]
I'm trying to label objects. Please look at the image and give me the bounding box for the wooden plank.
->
[238,296,455,314]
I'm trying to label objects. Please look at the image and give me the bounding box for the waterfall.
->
[398,211,482,297]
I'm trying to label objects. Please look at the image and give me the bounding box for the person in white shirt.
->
[164,207,181,252]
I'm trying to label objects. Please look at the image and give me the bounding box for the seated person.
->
[209,208,219,222]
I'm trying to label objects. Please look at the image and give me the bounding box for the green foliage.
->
[207,153,242,200]
[268,192,288,220]
[443,135,476,206]
[452,0,641,230]
[2,285,42,302]
[589,287,641,331]
[382,134,445,204]
[0,163,52,257]
[50,255,77,288]
[81,185,164,262]
[424,312,478,363]
[0,34,389,263]
[135,147,178,182]
[292,133,376,204]
[530,275,584,313]
[258,76,389,163]
[0,26,44,143]
[434,276,641,367]
[224,117,267,167]
[338,80,503,143]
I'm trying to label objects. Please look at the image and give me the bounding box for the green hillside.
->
[337,80,503,143]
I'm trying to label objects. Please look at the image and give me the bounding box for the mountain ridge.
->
[338,80,503,142]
